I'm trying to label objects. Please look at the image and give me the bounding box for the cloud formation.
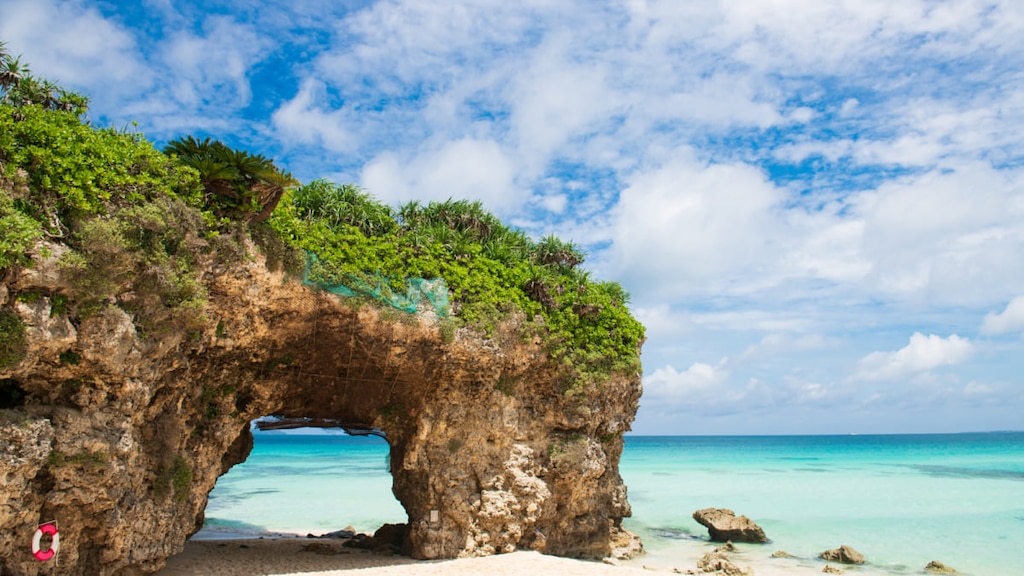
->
[855,333,974,382]
[4,0,1024,433]
[981,296,1024,336]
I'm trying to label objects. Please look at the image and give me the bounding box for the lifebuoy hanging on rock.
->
[31,522,59,561]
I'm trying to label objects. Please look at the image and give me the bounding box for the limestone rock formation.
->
[925,560,958,573]
[696,543,751,575]
[770,550,796,558]
[818,545,865,564]
[692,508,768,543]
[0,238,643,575]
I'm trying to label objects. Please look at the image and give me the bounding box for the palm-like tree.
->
[532,234,585,270]
[1,43,88,115]
[163,135,297,224]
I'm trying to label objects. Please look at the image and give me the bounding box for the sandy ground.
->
[155,537,871,576]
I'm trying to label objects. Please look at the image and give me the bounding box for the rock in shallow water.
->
[925,560,958,573]
[818,544,865,564]
[692,508,768,543]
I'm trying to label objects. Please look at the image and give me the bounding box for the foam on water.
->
[197,431,1024,575]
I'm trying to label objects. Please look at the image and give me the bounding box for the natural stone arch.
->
[1,251,642,575]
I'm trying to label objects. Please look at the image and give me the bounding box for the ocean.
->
[197,431,1024,576]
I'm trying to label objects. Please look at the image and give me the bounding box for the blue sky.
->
[3,0,1023,435]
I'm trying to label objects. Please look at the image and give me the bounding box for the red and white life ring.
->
[31,522,59,561]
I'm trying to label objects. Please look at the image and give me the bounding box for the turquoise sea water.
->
[199,431,1024,576]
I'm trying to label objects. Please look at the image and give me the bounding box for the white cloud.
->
[856,164,1024,304]
[739,333,831,361]
[360,138,519,212]
[159,16,271,109]
[980,296,1024,335]
[607,152,786,298]
[855,333,974,382]
[272,79,355,153]
[0,0,148,93]
[642,359,730,408]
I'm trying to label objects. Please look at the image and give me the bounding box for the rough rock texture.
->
[925,560,958,573]
[696,543,751,575]
[0,239,643,575]
[818,545,865,564]
[770,550,796,558]
[692,508,768,543]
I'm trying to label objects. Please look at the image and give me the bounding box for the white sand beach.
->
[156,537,884,576]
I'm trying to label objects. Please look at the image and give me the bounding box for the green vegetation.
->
[163,135,297,224]
[270,181,644,388]
[153,454,193,502]
[47,449,107,472]
[0,308,26,369]
[58,349,80,365]
[0,44,643,393]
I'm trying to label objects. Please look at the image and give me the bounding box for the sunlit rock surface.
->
[0,240,642,575]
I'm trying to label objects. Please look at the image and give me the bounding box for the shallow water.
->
[619,434,1024,576]
[199,431,1024,575]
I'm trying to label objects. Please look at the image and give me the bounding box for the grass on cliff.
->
[0,43,643,388]
[269,180,645,385]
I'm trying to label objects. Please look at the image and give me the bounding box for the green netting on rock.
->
[303,254,450,317]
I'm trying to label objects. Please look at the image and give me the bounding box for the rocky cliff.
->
[0,237,642,576]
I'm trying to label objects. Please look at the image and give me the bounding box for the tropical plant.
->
[163,135,297,224]
[532,234,585,270]
[268,181,645,390]
[0,41,88,115]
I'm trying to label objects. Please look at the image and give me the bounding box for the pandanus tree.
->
[163,135,298,224]
[0,41,88,114]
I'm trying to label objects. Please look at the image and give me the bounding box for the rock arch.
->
[0,251,642,575]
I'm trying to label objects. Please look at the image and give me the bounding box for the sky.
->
[2,0,1023,435]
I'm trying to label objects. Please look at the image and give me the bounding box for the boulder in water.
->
[925,560,958,573]
[770,550,797,558]
[818,545,865,564]
[692,508,768,543]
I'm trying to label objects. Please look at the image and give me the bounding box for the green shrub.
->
[0,187,41,270]
[269,180,645,390]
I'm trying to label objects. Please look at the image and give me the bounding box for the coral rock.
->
[818,545,865,565]
[692,508,768,543]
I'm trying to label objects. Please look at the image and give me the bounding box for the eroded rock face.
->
[0,240,643,575]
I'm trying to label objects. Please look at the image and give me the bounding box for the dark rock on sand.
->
[822,566,844,574]
[925,560,958,573]
[315,527,358,539]
[344,523,408,555]
[692,508,768,543]
[818,545,865,564]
